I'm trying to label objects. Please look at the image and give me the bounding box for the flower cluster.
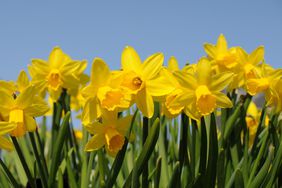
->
[0,34,281,156]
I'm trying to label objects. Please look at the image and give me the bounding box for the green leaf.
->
[48,112,71,187]
[168,162,180,188]
[234,169,244,188]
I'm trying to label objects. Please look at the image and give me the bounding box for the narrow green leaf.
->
[234,169,244,188]
[48,112,71,187]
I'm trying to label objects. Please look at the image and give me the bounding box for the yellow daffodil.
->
[161,57,185,118]
[228,46,265,90]
[170,57,234,120]
[28,47,87,101]
[204,34,240,71]
[81,58,131,125]
[120,46,174,118]
[0,86,49,137]
[84,111,132,156]
[246,63,282,96]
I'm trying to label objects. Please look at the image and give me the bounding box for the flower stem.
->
[0,157,19,187]
[142,116,149,188]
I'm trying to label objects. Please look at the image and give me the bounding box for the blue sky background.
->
[0,1,281,81]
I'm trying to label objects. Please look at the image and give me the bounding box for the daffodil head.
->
[204,34,239,71]
[195,85,216,115]
[163,90,184,118]
[246,78,270,96]
[97,86,131,111]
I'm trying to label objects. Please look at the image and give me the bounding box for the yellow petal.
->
[236,47,248,64]
[217,34,228,53]
[24,115,37,132]
[82,97,102,125]
[184,103,201,121]
[173,71,197,90]
[49,47,71,68]
[210,72,234,91]
[48,86,62,102]
[82,85,98,99]
[170,90,195,107]
[249,46,264,65]
[17,70,30,92]
[197,58,212,85]
[16,86,36,109]
[29,59,50,76]
[90,58,111,86]
[146,76,175,97]
[0,136,14,151]
[0,122,17,135]
[85,134,105,152]
[142,53,164,80]
[214,91,233,108]
[116,115,133,136]
[25,97,49,117]
[0,90,14,113]
[84,122,105,135]
[204,43,216,59]
[135,88,154,118]
[168,56,179,72]
[121,46,142,73]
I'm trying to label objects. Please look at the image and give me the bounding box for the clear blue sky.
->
[0,1,281,81]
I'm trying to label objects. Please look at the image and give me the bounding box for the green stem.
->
[11,136,35,188]
[29,132,48,188]
[142,116,149,188]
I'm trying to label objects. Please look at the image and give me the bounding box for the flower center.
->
[217,53,237,69]
[48,70,61,90]
[105,127,125,153]
[244,64,256,79]
[121,71,144,93]
[195,85,216,115]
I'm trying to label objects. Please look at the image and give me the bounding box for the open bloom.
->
[204,34,240,71]
[81,58,131,124]
[0,86,49,137]
[28,47,87,101]
[170,57,234,120]
[120,46,174,118]
[246,63,282,96]
[228,46,265,90]
[84,111,132,156]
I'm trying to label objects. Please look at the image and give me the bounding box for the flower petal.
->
[0,122,17,135]
[121,46,142,73]
[116,115,133,136]
[217,34,228,53]
[197,58,212,85]
[249,46,264,65]
[168,56,179,72]
[204,43,216,59]
[84,122,104,134]
[173,71,197,90]
[146,76,175,97]
[214,91,233,108]
[142,53,164,80]
[17,70,30,91]
[24,115,37,132]
[210,72,234,91]
[16,86,36,109]
[0,136,14,151]
[136,88,154,118]
[81,97,102,125]
[91,58,111,86]
[85,134,105,152]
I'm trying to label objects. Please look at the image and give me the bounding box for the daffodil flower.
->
[28,47,87,101]
[84,111,132,156]
[227,46,265,90]
[246,63,282,96]
[266,78,282,113]
[120,46,174,118]
[170,58,234,120]
[0,86,49,137]
[204,34,240,71]
[81,58,131,124]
